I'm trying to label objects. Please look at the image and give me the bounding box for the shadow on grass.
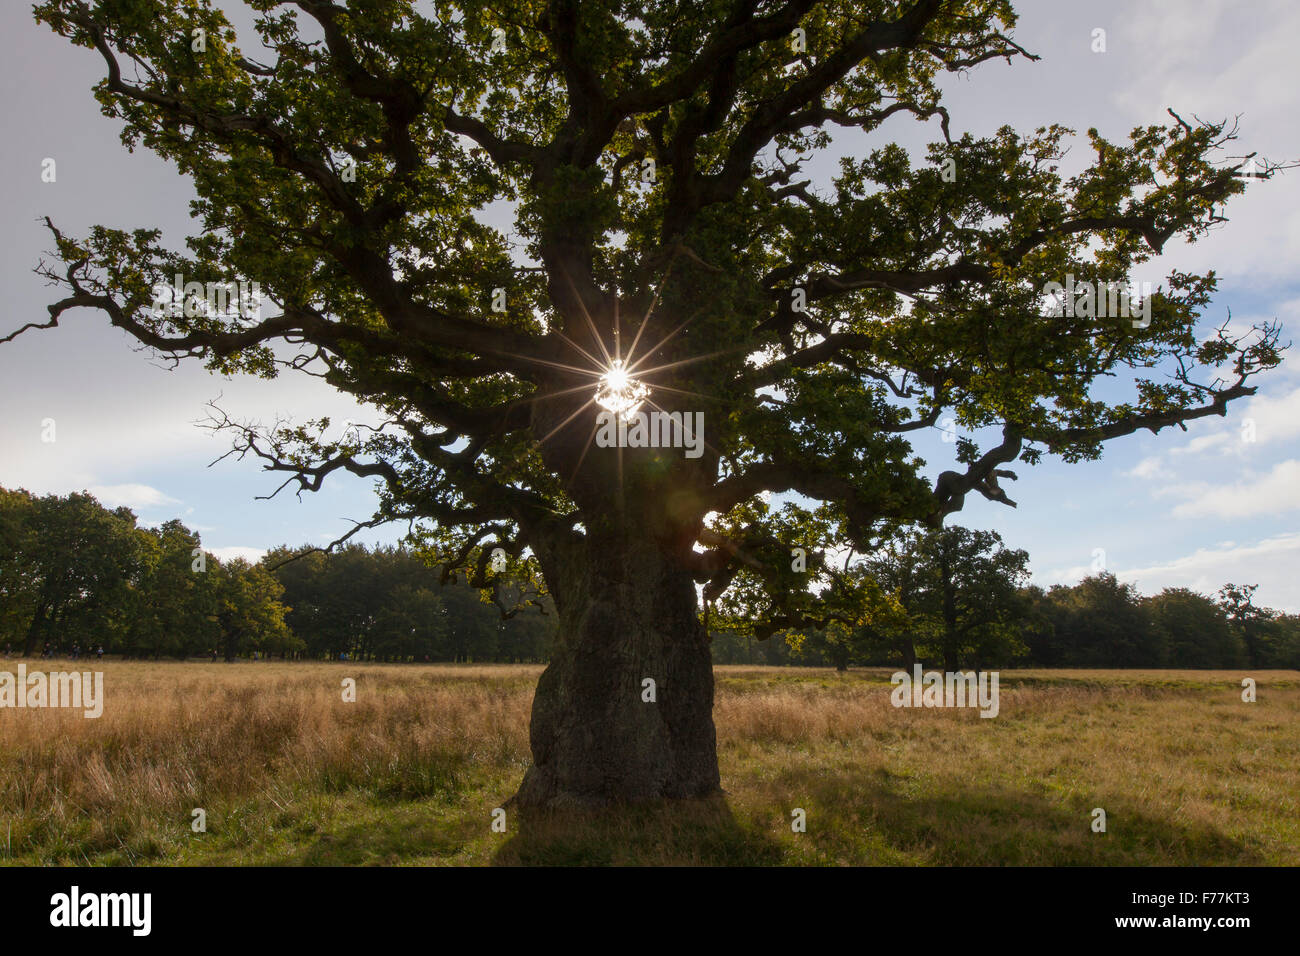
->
[265,807,483,866]
[491,793,783,866]
[762,766,1269,865]
[492,769,1267,866]
[255,771,1264,866]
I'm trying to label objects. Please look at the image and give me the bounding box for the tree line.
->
[0,488,554,662]
[3,488,1295,669]
[712,526,1300,671]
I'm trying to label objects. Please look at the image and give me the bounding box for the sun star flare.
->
[594,359,650,421]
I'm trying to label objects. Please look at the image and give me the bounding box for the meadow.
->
[1,662,1296,866]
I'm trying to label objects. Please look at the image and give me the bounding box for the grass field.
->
[1,661,1296,866]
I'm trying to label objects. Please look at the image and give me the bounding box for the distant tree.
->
[1217,583,1272,668]
[1147,587,1241,668]
[784,570,903,671]
[709,627,793,666]
[267,544,382,659]
[373,584,448,660]
[213,559,293,661]
[439,573,501,662]
[1265,614,1300,669]
[877,525,1030,670]
[1043,573,1159,667]
[267,548,333,657]
[268,543,554,661]
[492,596,555,662]
[0,489,38,647]
[3,491,143,655]
[856,531,931,670]
[127,519,218,658]
[1018,584,1060,666]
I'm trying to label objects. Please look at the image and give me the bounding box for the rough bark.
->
[512,523,720,808]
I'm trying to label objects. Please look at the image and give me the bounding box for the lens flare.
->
[595,359,649,420]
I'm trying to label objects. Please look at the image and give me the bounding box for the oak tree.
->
[17,0,1285,805]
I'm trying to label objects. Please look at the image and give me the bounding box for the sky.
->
[1,0,1298,609]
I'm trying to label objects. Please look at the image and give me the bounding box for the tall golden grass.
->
[1,662,1296,865]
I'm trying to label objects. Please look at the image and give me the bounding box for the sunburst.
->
[594,358,650,420]
[490,255,750,491]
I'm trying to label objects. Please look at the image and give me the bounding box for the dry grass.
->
[0,662,1296,865]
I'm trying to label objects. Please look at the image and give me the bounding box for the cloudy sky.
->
[2,0,1298,609]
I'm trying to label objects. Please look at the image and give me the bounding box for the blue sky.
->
[2,0,1298,609]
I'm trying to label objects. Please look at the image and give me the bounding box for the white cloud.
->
[1169,459,1300,518]
[1236,385,1300,448]
[1111,0,1300,281]
[1125,455,1170,480]
[1115,532,1300,612]
[0,339,380,499]
[208,546,267,565]
[1040,531,1300,612]
[1168,386,1300,458]
[1169,431,1232,457]
[87,483,180,510]
[1124,386,1300,506]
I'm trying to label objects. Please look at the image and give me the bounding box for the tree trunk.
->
[22,618,41,657]
[1241,624,1260,668]
[899,639,917,672]
[512,526,720,808]
[940,552,959,672]
[23,601,52,656]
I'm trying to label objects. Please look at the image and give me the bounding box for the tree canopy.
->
[17,0,1283,621]
[16,0,1289,805]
